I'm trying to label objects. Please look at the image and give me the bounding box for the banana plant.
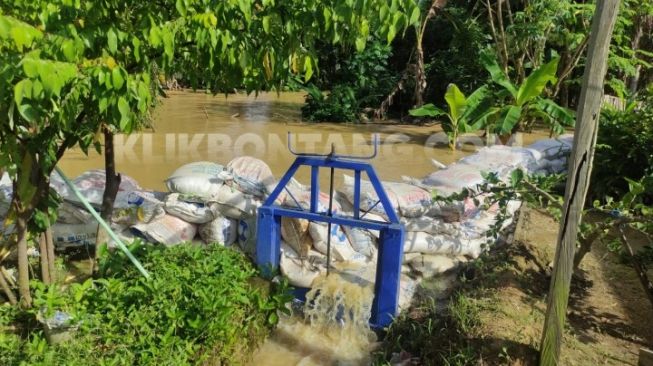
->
[410,83,494,150]
[479,49,575,137]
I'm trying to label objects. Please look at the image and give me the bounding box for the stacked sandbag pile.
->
[140,157,279,250]
[51,169,168,249]
[31,157,276,251]
[527,134,573,175]
[277,135,574,309]
[0,136,573,308]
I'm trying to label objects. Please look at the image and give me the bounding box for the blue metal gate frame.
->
[255,155,405,328]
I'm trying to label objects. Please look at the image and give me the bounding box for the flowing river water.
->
[59,91,550,365]
[60,90,547,190]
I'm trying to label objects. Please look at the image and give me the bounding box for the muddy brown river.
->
[60,90,547,190]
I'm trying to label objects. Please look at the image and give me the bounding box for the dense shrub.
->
[0,243,291,366]
[592,92,653,202]
[301,40,397,122]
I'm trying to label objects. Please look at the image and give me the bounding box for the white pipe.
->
[54,167,150,279]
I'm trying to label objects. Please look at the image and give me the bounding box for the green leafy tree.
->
[0,0,418,307]
[479,50,575,137]
[409,83,493,150]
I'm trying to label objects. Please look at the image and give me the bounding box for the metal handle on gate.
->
[286,132,380,160]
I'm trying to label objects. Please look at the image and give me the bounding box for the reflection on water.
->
[60,90,547,190]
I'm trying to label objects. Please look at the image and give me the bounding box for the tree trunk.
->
[92,128,121,274]
[0,267,17,305]
[38,233,51,284]
[45,227,55,283]
[414,41,426,108]
[627,15,647,94]
[15,211,32,308]
[539,1,620,365]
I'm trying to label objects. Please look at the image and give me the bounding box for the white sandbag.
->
[49,171,70,198]
[163,193,215,224]
[198,215,237,245]
[425,200,467,222]
[57,202,94,224]
[400,216,459,236]
[549,158,567,173]
[341,175,431,218]
[391,182,433,218]
[111,190,166,226]
[66,169,141,208]
[403,252,422,263]
[341,175,432,217]
[420,163,486,194]
[459,145,539,174]
[308,222,357,262]
[225,156,276,197]
[527,134,573,160]
[52,222,98,249]
[131,214,197,246]
[165,161,225,199]
[403,231,486,258]
[533,157,568,174]
[342,226,377,258]
[407,254,460,278]
[214,184,262,220]
[280,242,327,288]
[283,180,341,214]
[341,174,398,218]
[459,199,521,239]
[280,217,312,257]
[0,174,13,219]
[237,216,257,257]
[426,193,497,222]
[398,275,419,311]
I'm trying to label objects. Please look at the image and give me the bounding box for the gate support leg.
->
[256,207,281,278]
[370,224,405,327]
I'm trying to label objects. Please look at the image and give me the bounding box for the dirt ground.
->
[474,207,653,365]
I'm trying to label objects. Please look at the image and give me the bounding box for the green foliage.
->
[0,0,418,303]
[592,93,653,202]
[1,244,292,365]
[374,293,483,365]
[424,5,490,103]
[302,84,359,122]
[606,0,653,97]
[409,83,493,149]
[302,40,397,122]
[479,50,575,135]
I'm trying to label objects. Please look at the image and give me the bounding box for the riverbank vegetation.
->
[1,244,291,365]
[376,207,653,365]
[301,0,652,124]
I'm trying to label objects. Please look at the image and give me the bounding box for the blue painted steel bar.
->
[270,207,390,231]
[263,159,302,207]
[310,166,320,212]
[370,225,404,327]
[255,148,404,327]
[256,206,282,277]
[353,170,361,219]
[363,166,400,223]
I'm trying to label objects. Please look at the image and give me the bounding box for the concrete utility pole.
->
[539,0,621,365]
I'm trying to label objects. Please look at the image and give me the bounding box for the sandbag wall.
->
[0,135,573,309]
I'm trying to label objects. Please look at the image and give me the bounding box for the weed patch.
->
[0,243,291,366]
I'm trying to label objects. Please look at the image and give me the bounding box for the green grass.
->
[0,243,292,366]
